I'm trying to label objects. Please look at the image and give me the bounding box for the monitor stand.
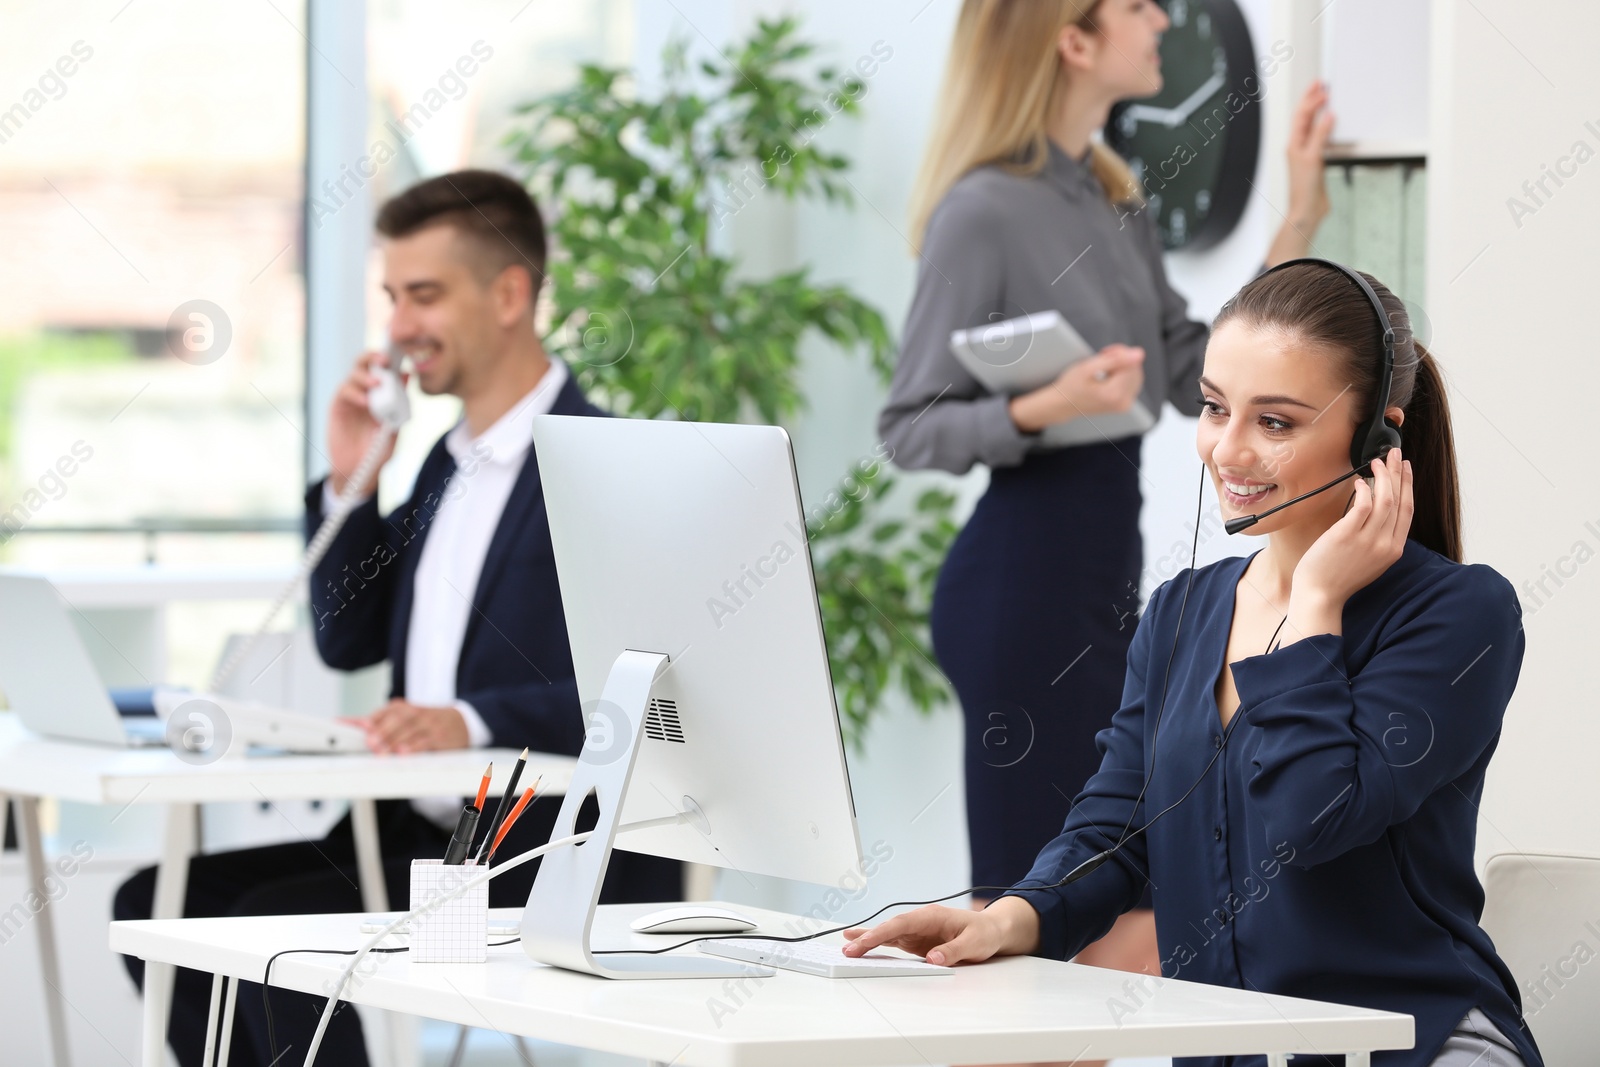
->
[519,649,773,980]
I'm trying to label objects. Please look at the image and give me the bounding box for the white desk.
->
[0,714,575,1067]
[42,565,299,608]
[111,903,1415,1067]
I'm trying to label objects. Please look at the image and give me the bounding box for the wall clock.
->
[1105,0,1262,251]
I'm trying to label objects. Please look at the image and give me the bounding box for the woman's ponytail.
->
[1401,343,1462,562]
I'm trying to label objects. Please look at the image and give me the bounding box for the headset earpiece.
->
[1351,417,1402,472]
[1350,361,1401,468]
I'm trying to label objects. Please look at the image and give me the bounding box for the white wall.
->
[1426,0,1600,865]
[1318,0,1431,152]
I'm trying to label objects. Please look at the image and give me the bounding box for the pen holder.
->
[409,859,488,963]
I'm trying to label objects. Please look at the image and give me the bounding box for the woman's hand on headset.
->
[1008,344,1145,433]
[1289,448,1414,628]
[842,896,1041,966]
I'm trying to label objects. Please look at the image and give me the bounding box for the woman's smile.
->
[1218,475,1277,509]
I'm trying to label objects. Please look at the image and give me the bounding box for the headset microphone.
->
[1223,457,1383,535]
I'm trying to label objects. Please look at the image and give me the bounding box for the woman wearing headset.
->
[879,0,1334,978]
[850,262,1542,1067]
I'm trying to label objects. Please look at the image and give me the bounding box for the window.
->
[0,1,307,571]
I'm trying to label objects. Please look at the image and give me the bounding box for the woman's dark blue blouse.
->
[1001,539,1542,1067]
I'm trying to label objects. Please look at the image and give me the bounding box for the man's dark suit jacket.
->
[304,373,604,756]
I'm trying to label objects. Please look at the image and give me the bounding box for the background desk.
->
[112,903,1414,1067]
[0,714,574,1067]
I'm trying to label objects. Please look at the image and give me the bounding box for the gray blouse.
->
[879,141,1211,475]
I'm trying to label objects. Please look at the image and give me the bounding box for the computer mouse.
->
[629,905,759,934]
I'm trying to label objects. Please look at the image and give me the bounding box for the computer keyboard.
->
[698,937,955,978]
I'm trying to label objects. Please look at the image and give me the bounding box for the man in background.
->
[115,170,679,1067]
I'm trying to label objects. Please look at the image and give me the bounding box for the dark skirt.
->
[931,436,1146,896]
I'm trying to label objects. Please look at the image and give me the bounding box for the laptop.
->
[0,574,168,746]
[0,573,367,754]
[950,309,1156,447]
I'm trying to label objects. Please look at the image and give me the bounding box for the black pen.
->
[474,746,528,864]
[442,803,481,865]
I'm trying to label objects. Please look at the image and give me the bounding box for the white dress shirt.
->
[330,360,568,827]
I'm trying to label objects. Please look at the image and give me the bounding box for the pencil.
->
[474,747,528,863]
[486,778,541,864]
[474,761,493,814]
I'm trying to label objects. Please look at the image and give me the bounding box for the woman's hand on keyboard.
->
[842,897,1039,966]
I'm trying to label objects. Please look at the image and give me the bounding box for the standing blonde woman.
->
[879,0,1334,989]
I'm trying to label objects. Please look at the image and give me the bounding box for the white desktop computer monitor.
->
[520,415,862,979]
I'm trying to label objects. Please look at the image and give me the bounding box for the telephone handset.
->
[207,348,413,692]
[367,348,411,429]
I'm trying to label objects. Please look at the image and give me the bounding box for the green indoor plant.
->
[506,17,955,744]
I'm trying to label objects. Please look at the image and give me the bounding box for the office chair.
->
[1479,850,1600,1066]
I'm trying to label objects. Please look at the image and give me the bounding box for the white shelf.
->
[1325,141,1428,163]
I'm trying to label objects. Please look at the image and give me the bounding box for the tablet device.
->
[950,310,1155,447]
